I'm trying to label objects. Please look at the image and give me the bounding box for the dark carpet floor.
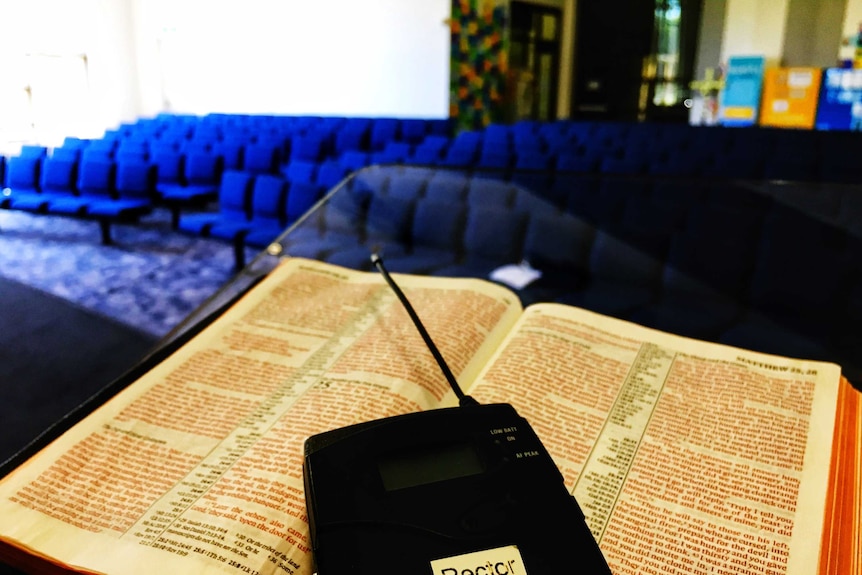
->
[0,275,158,468]
[0,208,248,474]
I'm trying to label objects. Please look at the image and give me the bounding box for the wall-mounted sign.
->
[815,67,862,130]
[719,55,766,127]
[759,67,822,129]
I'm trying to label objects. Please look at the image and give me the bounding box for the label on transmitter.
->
[430,545,527,575]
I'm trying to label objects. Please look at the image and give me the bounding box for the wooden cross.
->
[690,67,724,95]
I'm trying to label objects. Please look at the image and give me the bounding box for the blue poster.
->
[815,68,862,131]
[719,56,766,127]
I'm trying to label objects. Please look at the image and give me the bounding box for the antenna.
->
[371,253,478,407]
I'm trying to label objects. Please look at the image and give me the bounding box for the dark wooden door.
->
[508,1,562,122]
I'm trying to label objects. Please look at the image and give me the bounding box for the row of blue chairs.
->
[108,113,862,183]
[55,112,862,189]
[1,153,158,244]
[107,114,452,156]
[177,171,328,268]
[267,165,861,384]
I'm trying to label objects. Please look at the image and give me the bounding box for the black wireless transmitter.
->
[302,254,612,574]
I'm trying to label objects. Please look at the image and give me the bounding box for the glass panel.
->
[541,13,557,41]
[538,53,553,120]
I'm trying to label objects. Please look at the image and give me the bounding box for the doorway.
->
[507,1,562,122]
[571,0,701,122]
[639,0,703,122]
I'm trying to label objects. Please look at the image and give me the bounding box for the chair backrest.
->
[286,182,324,224]
[217,171,255,219]
[370,118,399,150]
[4,156,40,191]
[50,148,81,162]
[462,205,528,262]
[250,174,287,227]
[523,210,596,271]
[364,195,415,243]
[151,150,184,184]
[243,143,280,174]
[340,151,371,171]
[290,135,324,163]
[184,152,221,184]
[387,174,429,201]
[662,232,753,299]
[19,145,48,159]
[335,127,368,154]
[316,162,349,189]
[77,159,115,197]
[40,157,78,195]
[466,178,514,206]
[400,119,428,144]
[425,173,469,203]
[115,160,154,199]
[587,229,667,285]
[284,161,318,185]
[211,140,244,171]
[410,200,467,252]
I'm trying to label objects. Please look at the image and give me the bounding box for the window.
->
[653,0,682,107]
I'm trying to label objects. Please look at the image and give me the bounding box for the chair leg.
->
[99,219,113,245]
[233,237,246,271]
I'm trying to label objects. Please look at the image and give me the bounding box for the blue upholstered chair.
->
[243,143,280,174]
[316,161,349,190]
[335,127,369,155]
[285,182,326,225]
[630,233,750,339]
[209,174,287,243]
[369,118,399,151]
[466,178,514,207]
[324,194,416,270]
[556,228,667,318]
[2,156,41,209]
[290,135,325,163]
[432,205,529,279]
[425,172,469,203]
[151,149,184,189]
[86,159,154,220]
[47,158,116,216]
[386,173,428,201]
[372,199,467,274]
[157,151,222,203]
[179,171,254,236]
[283,161,318,186]
[211,140,245,171]
[6,156,75,212]
[339,151,372,171]
[400,119,428,145]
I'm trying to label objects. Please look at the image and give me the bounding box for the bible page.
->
[0,258,522,575]
[467,303,842,575]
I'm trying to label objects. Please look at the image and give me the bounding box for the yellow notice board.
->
[759,67,822,128]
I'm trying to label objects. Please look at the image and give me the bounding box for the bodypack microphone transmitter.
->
[301,255,612,574]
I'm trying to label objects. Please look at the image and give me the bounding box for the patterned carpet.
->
[0,207,247,338]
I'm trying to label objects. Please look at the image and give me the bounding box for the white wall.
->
[720,0,791,66]
[0,0,141,145]
[131,0,451,119]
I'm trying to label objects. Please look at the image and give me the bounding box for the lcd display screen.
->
[378,443,485,491]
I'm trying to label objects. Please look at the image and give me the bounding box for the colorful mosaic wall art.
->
[449,0,510,132]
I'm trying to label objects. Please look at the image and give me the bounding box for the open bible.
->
[0,258,858,574]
